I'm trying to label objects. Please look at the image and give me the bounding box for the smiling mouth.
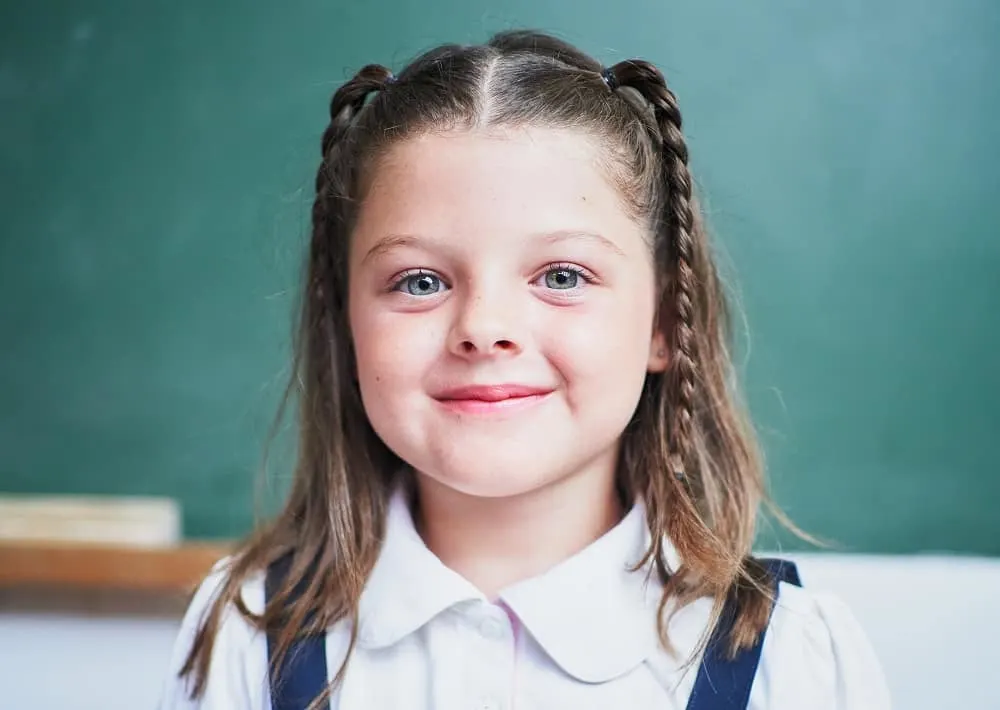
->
[433,384,554,415]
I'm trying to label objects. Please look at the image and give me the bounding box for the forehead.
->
[353,127,647,252]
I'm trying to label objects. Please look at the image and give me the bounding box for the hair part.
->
[179,29,785,702]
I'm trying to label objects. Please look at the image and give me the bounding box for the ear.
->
[647,328,669,373]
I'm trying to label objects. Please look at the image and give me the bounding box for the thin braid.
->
[661,96,698,480]
[311,64,395,314]
[609,60,698,478]
[610,60,778,655]
[303,60,395,583]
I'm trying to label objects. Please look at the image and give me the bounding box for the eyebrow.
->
[360,233,425,266]
[359,229,626,266]
[534,230,627,257]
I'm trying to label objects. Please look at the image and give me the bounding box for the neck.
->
[412,460,625,600]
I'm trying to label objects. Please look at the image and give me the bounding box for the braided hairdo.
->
[605,60,698,485]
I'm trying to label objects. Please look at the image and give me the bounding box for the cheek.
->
[351,309,441,396]
[544,287,656,389]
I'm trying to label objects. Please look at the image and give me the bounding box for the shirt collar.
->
[357,488,483,648]
[499,498,667,682]
[356,487,672,683]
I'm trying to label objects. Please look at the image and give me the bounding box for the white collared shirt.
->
[159,490,891,709]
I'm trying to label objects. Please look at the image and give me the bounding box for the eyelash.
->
[389,269,445,294]
[537,262,598,287]
[387,263,598,295]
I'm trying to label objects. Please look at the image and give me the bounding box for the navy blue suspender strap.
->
[685,558,801,710]
[265,556,330,710]
[264,556,800,710]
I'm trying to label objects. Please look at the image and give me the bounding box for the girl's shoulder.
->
[158,558,271,710]
[755,579,892,709]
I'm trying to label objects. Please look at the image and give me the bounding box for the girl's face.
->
[348,127,668,502]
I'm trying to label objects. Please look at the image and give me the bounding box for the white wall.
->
[789,554,1000,709]
[1,554,997,709]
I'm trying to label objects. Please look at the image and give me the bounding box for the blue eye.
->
[544,268,580,290]
[395,271,443,296]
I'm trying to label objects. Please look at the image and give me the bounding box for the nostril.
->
[455,338,517,355]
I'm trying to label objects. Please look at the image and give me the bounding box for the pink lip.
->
[434,384,554,415]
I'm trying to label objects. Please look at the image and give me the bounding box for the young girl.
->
[160,31,890,710]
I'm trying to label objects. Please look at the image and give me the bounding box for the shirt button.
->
[478,616,506,640]
[479,699,502,710]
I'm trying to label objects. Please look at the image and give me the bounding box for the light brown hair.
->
[180,29,787,703]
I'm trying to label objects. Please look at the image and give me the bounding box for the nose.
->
[447,287,524,359]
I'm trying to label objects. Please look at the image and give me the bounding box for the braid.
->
[608,60,778,655]
[311,64,395,316]
[607,61,698,480]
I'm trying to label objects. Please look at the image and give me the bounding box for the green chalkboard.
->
[2,1,998,553]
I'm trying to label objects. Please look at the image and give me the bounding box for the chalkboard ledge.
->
[0,540,231,594]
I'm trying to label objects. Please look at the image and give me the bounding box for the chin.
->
[416,444,613,498]
[414,449,568,500]
[420,475,554,501]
